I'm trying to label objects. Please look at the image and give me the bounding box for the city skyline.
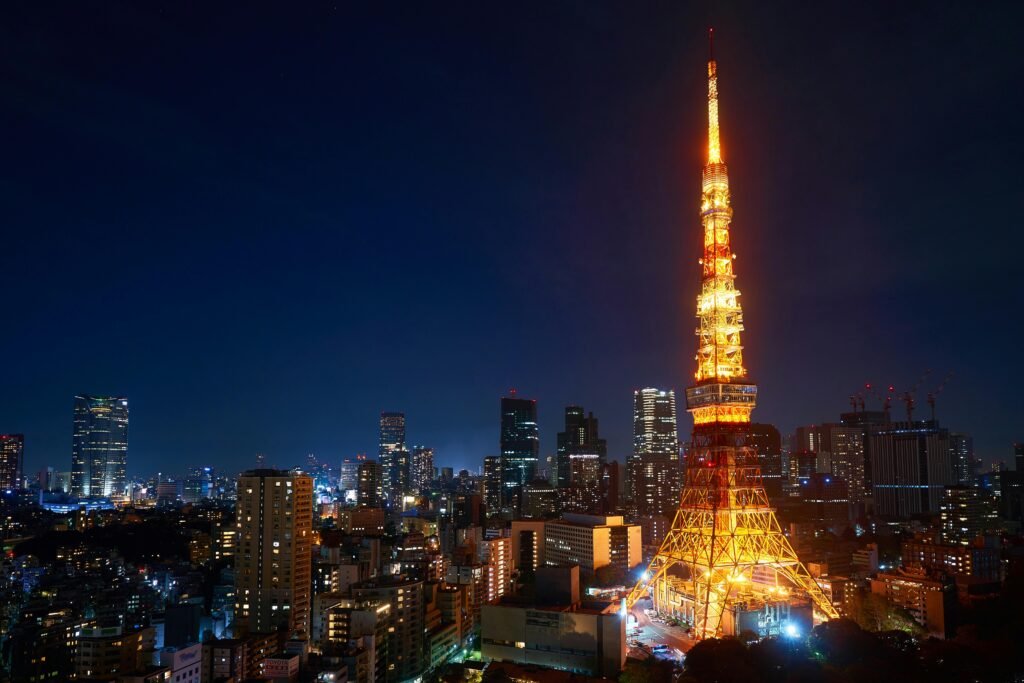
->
[3,3,1023,477]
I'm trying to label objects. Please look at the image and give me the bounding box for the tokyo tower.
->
[626,31,839,639]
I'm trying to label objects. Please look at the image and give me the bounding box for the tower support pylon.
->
[625,31,838,638]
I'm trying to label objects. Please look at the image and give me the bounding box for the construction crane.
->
[899,370,932,422]
[849,388,865,413]
[864,383,895,421]
[926,371,954,421]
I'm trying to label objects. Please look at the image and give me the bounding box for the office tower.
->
[545,514,642,578]
[627,388,679,518]
[793,423,867,504]
[340,456,363,491]
[563,452,603,514]
[483,456,502,517]
[868,420,954,517]
[410,446,434,494]
[628,35,837,639]
[523,479,559,519]
[0,434,24,489]
[499,395,539,516]
[357,460,381,507]
[939,486,997,546]
[235,469,314,637]
[379,415,408,506]
[378,412,407,507]
[949,433,975,485]
[70,395,128,498]
[745,424,782,500]
[839,409,890,495]
[554,406,607,489]
[798,473,852,525]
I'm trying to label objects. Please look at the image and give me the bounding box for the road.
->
[627,598,697,662]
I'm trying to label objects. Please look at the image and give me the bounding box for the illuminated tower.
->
[70,395,128,499]
[626,31,837,638]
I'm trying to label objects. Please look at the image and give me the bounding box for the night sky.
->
[3,2,1023,478]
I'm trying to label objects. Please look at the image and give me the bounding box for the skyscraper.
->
[70,395,128,498]
[357,460,381,507]
[410,446,434,494]
[949,433,975,486]
[627,388,679,518]
[745,423,782,500]
[340,455,365,491]
[483,455,502,517]
[499,395,539,516]
[378,412,407,507]
[554,407,607,489]
[793,423,867,504]
[0,434,24,490]
[869,420,955,517]
[235,469,313,637]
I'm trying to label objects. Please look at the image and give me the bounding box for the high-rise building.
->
[523,479,559,519]
[499,395,539,516]
[0,434,24,490]
[351,576,426,683]
[939,486,998,546]
[70,395,128,498]
[357,460,381,508]
[410,446,434,494]
[554,407,606,489]
[949,433,975,486]
[482,456,502,518]
[745,424,782,500]
[627,34,837,639]
[339,456,364,492]
[627,388,679,518]
[793,423,867,504]
[868,420,954,517]
[378,412,407,507]
[235,469,313,637]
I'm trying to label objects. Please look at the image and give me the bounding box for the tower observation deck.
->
[626,30,838,639]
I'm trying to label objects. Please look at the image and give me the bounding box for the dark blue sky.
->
[2,2,1022,477]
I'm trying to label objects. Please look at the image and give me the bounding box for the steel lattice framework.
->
[626,32,839,638]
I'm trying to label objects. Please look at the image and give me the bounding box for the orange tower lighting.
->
[626,30,839,639]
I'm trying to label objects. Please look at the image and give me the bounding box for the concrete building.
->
[868,420,955,517]
[510,520,546,573]
[940,486,998,545]
[871,568,956,638]
[351,575,426,683]
[480,566,625,678]
[158,643,203,683]
[901,537,1001,582]
[544,514,641,577]
[235,469,314,637]
[76,625,155,679]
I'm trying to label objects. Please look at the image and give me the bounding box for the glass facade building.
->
[500,396,539,516]
[70,395,128,498]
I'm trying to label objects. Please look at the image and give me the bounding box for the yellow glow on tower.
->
[707,60,722,165]
[627,31,838,638]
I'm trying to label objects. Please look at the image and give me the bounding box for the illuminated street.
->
[627,597,696,663]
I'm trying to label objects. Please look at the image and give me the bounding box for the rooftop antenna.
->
[709,27,714,61]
